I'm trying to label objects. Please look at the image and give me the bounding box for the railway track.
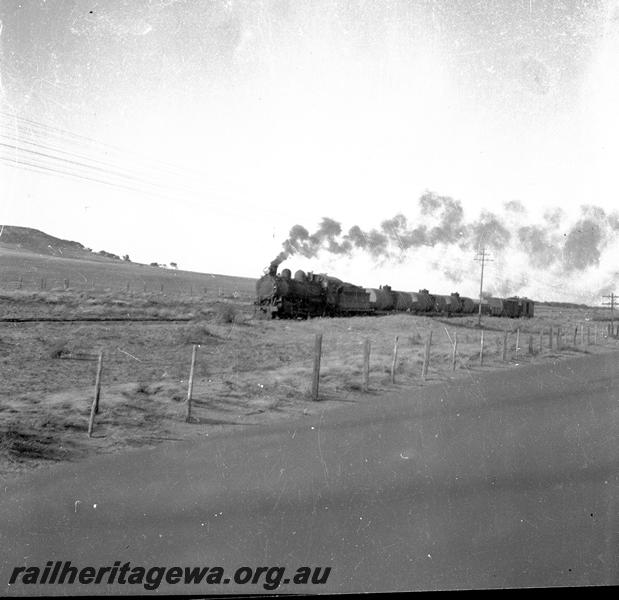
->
[0,317,194,323]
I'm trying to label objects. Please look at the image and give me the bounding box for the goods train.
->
[255,263,534,320]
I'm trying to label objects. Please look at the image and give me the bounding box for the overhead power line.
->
[0,110,296,223]
[0,110,201,180]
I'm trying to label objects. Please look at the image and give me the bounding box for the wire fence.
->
[0,275,256,302]
[2,319,617,437]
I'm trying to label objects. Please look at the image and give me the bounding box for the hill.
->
[0,225,257,298]
[0,225,110,260]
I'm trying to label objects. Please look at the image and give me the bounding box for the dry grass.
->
[0,291,617,478]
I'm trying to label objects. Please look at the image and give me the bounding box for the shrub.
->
[48,340,70,359]
[214,303,237,324]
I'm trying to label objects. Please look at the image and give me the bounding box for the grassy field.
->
[0,247,257,301]
[1,284,617,479]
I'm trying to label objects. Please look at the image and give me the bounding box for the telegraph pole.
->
[602,292,616,334]
[474,246,493,326]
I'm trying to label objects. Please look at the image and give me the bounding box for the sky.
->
[0,0,618,303]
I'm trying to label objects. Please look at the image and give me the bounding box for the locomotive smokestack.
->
[267,251,287,276]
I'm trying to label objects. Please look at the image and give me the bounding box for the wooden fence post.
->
[528,334,534,355]
[587,325,591,346]
[574,325,578,346]
[390,335,399,384]
[421,331,432,379]
[186,344,198,422]
[362,339,371,392]
[94,351,103,414]
[502,330,508,362]
[88,351,104,437]
[451,331,458,371]
[515,328,520,357]
[479,330,485,366]
[539,329,543,354]
[312,333,323,400]
[594,325,597,345]
[556,325,561,351]
[64,278,70,290]
[17,275,22,290]
[548,326,553,350]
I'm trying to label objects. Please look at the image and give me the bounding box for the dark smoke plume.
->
[468,211,511,250]
[269,191,619,295]
[517,225,560,267]
[420,191,465,246]
[562,219,603,271]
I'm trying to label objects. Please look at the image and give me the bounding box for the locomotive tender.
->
[255,263,534,319]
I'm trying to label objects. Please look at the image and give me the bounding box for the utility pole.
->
[474,246,493,326]
[602,292,616,334]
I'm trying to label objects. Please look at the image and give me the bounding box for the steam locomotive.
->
[255,264,534,319]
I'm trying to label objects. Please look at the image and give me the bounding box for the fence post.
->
[362,339,371,392]
[88,351,104,437]
[587,325,591,346]
[581,323,585,346]
[422,331,432,379]
[574,325,578,346]
[594,325,597,345]
[390,335,399,384]
[556,325,562,351]
[94,351,103,414]
[451,331,458,371]
[186,344,198,422]
[548,326,553,350]
[17,275,23,290]
[312,333,322,400]
[64,278,70,290]
[479,330,485,366]
[515,328,520,357]
[502,329,508,362]
[528,334,534,355]
[539,329,543,354]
